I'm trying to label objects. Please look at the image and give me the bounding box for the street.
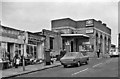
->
[9,57,119,78]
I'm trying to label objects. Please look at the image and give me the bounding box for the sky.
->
[0,0,119,47]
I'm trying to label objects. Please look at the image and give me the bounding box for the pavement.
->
[1,61,61,79]
[0,54,110,79]
[13,56,115,77]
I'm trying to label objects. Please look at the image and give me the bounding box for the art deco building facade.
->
[51,18,111,57]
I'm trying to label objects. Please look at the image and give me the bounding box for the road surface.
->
[9,57,119,78]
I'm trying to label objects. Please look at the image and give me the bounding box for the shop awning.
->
[61,34,89,38]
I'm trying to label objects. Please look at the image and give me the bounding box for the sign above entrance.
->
[83,42,90,44]
[1,26,22,39]
[86,29,94,34]
[28,33,45,43]
[86,19,94,26]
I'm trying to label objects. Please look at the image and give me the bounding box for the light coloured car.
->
[60,52,89,68]
[109,48,120,57]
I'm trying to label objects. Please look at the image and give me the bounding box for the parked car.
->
[109,48,120,57]
[60,52,89,68]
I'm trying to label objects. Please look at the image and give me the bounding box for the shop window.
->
[71,41,73,52]
[30,46,33,54]
[62,39,65,50]
[26,45,29,54]
[26,45,37,59]
[79,44,93,52]
[15,44,21,56]
[0,43,8,61]
[92,45,94,50]
[34,46,37,58]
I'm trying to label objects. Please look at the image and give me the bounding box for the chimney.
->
[98,20,102,23]
[103,23,106,26]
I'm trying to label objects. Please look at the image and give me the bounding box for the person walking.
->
[97,49,101,58]
[16,56,20,68]
[14,54,20,68]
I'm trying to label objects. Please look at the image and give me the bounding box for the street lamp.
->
[22,31,26,71]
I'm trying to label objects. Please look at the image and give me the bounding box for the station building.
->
[51,18,111,57]
[0,24,45,63]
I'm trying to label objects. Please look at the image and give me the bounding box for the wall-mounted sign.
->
[83,42,90,44]
[2,26,21,39]
[28,34,45,44]
[61,29,71,34]
[86,29,94,34]
[86,20,94,26]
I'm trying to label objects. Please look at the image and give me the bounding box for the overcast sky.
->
[0,0,119,46]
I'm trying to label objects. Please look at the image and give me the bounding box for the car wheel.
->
[85,61,88,65]
[63,65,67,68]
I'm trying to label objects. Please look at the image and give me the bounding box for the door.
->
[71,41,73,52]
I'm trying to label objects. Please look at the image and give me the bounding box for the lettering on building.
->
[1,26,20,39]
[86,29,94,34]
[86,19,94,26]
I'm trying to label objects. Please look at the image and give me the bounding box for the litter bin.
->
[45,50,51,65]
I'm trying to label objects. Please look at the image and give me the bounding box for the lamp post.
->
[18,31,26,71]
[22,31,26,71]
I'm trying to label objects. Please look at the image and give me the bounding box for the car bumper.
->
[109,54,119,57]
[60,61,77,65]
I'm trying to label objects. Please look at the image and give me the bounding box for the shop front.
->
[0,25,24,69]
[25,32,45,65]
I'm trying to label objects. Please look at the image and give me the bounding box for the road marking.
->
[92,63,103,68]
[72,68,89,76]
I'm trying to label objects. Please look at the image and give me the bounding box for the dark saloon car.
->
[60,52,89,68]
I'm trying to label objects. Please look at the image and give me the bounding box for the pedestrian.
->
[50,50,54,64]
[14,54,20,68]
[97,49,100,58]
[16,57,20,68]
[13,54,17,68]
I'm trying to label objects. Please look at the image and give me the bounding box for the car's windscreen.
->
[64,52,77,57]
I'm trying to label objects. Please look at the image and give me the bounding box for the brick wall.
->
[42,29,62,55]
[76,21,86,28]
[94,20,111,35]
[51,18,76,28]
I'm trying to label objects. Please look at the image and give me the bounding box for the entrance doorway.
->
[71,41,73,52]
[7,43,14,60]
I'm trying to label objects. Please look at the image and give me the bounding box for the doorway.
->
[71,41,73,52]
[7,43,14,60]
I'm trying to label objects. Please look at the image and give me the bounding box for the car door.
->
[80,53,86,62]
[77,53,84,63]
[75,52,80,62]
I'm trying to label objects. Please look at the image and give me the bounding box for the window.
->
[62,39,65,50]
[64,52,77,57]
[34,46,37,58]
[50,37,54,50]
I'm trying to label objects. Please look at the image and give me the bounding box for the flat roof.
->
[61,34,89,38]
